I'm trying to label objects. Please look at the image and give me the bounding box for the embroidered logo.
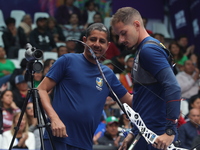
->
[96,77,103,91]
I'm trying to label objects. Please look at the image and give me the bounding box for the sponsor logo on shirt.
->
[96,77,103,91]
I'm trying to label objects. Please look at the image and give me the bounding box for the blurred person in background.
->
[12,75,29,109]
[1,112,35,149]
[2,17,27,58]
[46,17,65,43]
[55,0,82,25]
[29,17,57,52]
[62,13,84,41]
[178,108,200,149]
[57,46,68,57]
[176,60,200,117]
[18,14,33,41]
[118,54,134,93]
[96,116,125,148]
[168,41,188,74]
[26,102,38,132]
[177,35,195,58]
[9,58,28,90]
[0,46,15,87]
[0,90,20,132]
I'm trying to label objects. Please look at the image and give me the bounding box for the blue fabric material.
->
[178,121,200,149]
[44,53,127,149]
[132,37,181,149]
[43,139,85,150]
[0,74,11,87]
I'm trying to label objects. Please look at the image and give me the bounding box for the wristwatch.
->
[165,129,175,136]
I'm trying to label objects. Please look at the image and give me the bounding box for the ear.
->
[133,20,140,28]
[82,36,87,43]
[105,42,111,52]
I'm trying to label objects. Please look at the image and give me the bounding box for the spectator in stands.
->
[176,60,200,100]
[12,75,29,109]
[168,41,188,74]
[18,14,32,41]
[62,13,84,41]
[96,116,125,148]
[0,90,20,132]
[33,71,43,88]
[26,102,37,132]
[57,45,68,57]
[188,95,200,111]
[65,38,77,53]
[82,1,99,26]
[177,35,195,57]
[192,134,200,150]
[178,108,200,149]
[0,47,15,87]
[183,94,200,120]
[152,33,165,46]
[9,58,28,90]
[111,51,130,74]
[118,54,134,93]
[102,59,114,71]
[176,60,200,117]
[118,113,133,132]
[93,12,103,24]
[55,0,82,25]
[29,17,57,52]
[46,17,65,43]
[2,17,27,58]
[42,59,55,77]
[1,112,35,149]
[102,59,121,118]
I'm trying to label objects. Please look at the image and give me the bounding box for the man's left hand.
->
[152,133,174,150]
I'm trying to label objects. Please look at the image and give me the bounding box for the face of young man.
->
[83,30,110,62]
[112,21,139,49]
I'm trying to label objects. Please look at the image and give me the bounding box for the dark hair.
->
[188,94,200,110]
[85,0,96,8]
[43,59,55,68]
[177,35,188,41]
[20,58,28,69]
[0,90,14,113]
[57,46,67,52]
[168,41,184,60]
[85,23,110,41]
[5,17,16,26]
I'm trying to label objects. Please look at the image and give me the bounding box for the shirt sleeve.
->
[155,67,181,133]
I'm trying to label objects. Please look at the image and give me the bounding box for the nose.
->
[119,35,125,43]
[92,41,100,48]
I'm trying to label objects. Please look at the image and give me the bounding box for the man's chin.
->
[126,44,135,51]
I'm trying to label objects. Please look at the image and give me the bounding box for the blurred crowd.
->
[0,0,200,149]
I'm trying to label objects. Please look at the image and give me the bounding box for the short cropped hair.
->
[85,23,110,41]
[111,7,142,26]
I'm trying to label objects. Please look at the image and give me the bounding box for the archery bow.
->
[69,39,198,150]
[123,103,189,150]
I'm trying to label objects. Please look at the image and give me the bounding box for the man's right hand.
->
[118,133,134,150]
[51,118,68,138]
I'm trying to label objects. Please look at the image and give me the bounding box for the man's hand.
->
[51,118,68,138]
[152,133,174,150]
[118,133,134,150]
